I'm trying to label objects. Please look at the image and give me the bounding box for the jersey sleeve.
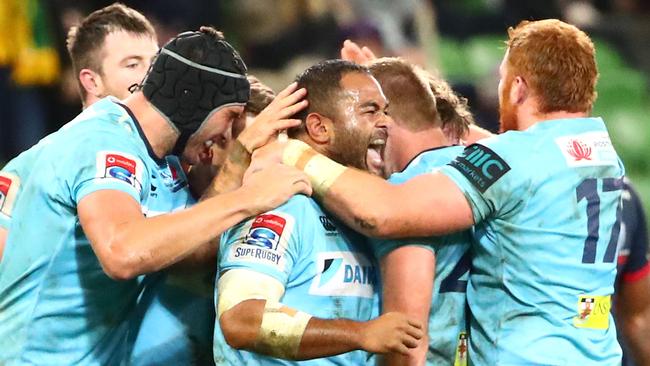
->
[71,132,149,205]
[439,141,526,224]
[371,237,437,260]
[218,198,305,286]
[621,184,650,282]
[0,171,20,229]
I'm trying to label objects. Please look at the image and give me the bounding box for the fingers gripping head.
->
[142,27,250,154]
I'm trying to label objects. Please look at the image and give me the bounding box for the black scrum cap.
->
[142,30,250,155]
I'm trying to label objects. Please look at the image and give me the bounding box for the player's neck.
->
[400,128,450,170]
[517,102,589,131]
[123,92,177,159]
[83,95,101,109]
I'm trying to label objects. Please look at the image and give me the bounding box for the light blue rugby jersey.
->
[130,270,216,366]
[372,146,471,366]
[130,181,216,366]
[440,118,624,365]
[0,97,193,365]
[214,194,379,365]
[0,135,50,230]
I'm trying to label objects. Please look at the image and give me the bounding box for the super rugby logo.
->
[245,213,287,250]
[229,211,295,269]
[96,151,144,193]
[309,251,376,298]
[0,172,20,217]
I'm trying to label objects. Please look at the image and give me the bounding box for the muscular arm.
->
[218,269,423,360]
[79,165,310,280]
[615,274,650,365]
[381,246,435,366]
[321,169,473,238]
[176,140,252,268]
[223,300,372,360]
[249,140,474,239]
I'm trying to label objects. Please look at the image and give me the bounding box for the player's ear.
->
[511,76,528,105]
[305,112,331,144]
[79,68,104,98]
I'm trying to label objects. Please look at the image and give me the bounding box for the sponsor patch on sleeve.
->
[227,212,295,270]
[95,151,144,193]
[0,172,20,218]
[448,144,511,193]
[555,132,619,167]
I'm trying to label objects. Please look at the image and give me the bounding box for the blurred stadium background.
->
[1,0,649,227]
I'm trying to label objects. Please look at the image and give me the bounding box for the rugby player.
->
[213,60,423,365]
[130,75,287,365]
[0,27,309,364]
[615,179,650,366]
[368,58,474,366]
[256,19,625,364]
[0,3,158,259]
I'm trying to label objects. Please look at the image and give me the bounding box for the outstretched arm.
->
[250,140,474,239]
[217,269,424,360]
[320,168,473,238]
[79,165,311,280]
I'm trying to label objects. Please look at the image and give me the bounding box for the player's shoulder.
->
[1,151,29,173]
[60,98,138,140]
[472,131,524,156]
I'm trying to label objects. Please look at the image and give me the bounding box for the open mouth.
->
[366,129,387,175]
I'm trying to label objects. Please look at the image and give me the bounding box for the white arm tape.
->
[217,268,285,317]
[217,268,313,359]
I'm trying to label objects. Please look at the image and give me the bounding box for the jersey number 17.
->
[576,177,623,264]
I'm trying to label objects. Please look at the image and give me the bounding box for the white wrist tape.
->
[255,300,312,359]
[217,269,312,359]
[282,139,347,197]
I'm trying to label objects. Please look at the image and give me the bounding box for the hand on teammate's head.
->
[237,82,308,154]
